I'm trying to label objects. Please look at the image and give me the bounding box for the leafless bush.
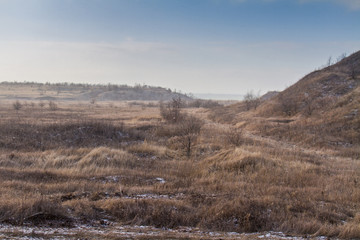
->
[160,97,184,123]
[244,91,261,110]
[38,101,45,108]
[350,63,357,80]
[225,127,244,146]
[168,116,203,158]
[303,93,315,116]
[13,100,22,111]
[48,101,58,111]
[278,93,298,116]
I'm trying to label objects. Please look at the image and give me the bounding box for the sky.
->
[0,0,359,96]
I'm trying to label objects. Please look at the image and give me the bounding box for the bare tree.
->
[13,100,22,111]
[244,91,261,111]
[350,63,357,80]
[336,53,347,63]
[303,93,315,116]
[38,101,45,108]
[326,56,333,67]
[48,101,58,111]
[160,96,184,123]
[176,116,203,158]
[225,127,243,147]
[278,93,298,116]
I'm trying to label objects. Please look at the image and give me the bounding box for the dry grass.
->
[0,98,359,239]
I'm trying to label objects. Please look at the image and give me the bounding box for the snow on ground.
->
[0,224,332,240]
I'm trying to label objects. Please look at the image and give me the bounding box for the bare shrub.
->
[224,127,243,147]
[303,93,315,116]
[163,115,203,158]
[278,93,298,116]
[160,97,184,123]
[13,100,22,111]
[350,63,357,80]
[244,91,261,110]
[48,101,58,111]
[168,116,203,158]
[38,101,45,108]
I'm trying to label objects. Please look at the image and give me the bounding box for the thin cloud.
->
[230,0,360,10]
[298,0,360,10]
[333,0,360,10]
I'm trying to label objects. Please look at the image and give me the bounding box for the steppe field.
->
[0,68,359,240]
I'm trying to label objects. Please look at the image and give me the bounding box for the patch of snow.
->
[155,177,166,183]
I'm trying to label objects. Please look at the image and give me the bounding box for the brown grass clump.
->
[77,147,135,170]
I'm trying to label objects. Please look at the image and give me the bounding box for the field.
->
[0,94,359,239]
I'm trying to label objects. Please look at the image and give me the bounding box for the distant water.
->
[193,93,244,101]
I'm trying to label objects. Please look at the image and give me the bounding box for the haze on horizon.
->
[0,0,359,96]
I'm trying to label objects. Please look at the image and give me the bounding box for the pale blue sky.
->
[0,0,359,95]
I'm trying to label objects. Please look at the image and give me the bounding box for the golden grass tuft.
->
[77,147,135,170]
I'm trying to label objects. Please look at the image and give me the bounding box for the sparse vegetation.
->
[0,51,360,239]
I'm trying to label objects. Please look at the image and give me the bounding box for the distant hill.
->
[260,91,279,101]
[0,82,192,102]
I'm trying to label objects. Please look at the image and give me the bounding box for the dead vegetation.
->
[0,51,360,238]
[0,97,359,239]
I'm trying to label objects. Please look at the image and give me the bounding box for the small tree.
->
[303,93,315,116]
[38,101,45,108]
[336,53,347,63]
[160,96,184,123]
[278,93,298,116]
[244,91,261,111]
[326,56,333,67]
[225,127,243,147]
[177,115,203,158]
[13,100,22,111]
[350,63,357,80]
[48,101,58,111]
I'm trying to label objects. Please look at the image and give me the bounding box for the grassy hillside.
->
[210,50,360,158]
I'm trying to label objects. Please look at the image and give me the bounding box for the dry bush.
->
[48,101,58,111]
[13,100,22,111]
[165,116,203,158]
[160,97,184,123]
[277,93,299,116]
[243,91,261,111]
[224,127,244,147]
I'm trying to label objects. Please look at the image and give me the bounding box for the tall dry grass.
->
[0,102,359,238]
